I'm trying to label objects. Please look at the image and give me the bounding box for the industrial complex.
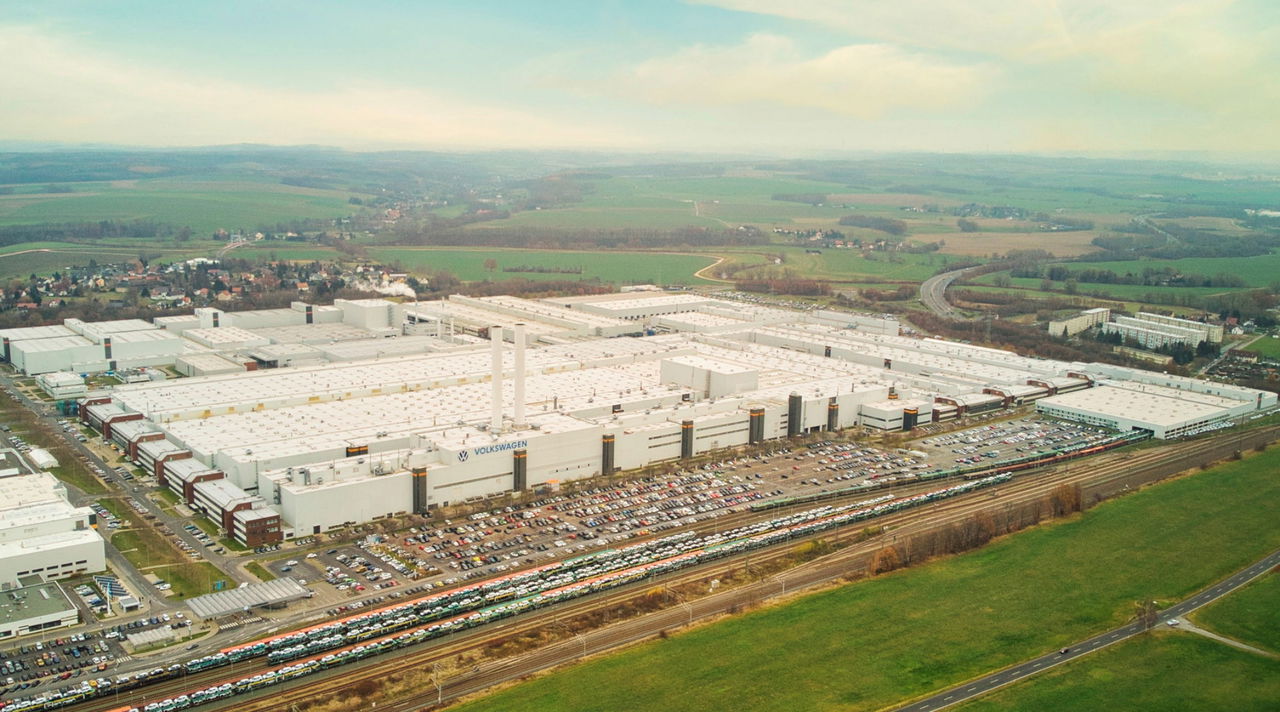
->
[0,292,1266,548]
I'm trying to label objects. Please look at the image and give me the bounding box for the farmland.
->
[369,247,718,285]
[0,175,361,235]
[451,446,1280,712]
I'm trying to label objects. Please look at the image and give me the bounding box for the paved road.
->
[894,547,1280,712]
[0,372,250,606]
[919,266,979,319]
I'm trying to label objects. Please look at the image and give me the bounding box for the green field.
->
[452,447,1280,712]
[959,633,1280,712]
[1242,336,1280,360]
[368,247,718,285]
[1193,572,1280,654]
[472,175,852,230]
[1041,252,1280,289]
[972,273,1247,301]
[0,176,360,235]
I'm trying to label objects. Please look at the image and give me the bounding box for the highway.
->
[893,548,1280,712]
[918,266,978,319]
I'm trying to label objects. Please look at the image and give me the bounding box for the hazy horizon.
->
[3,1,1276,154]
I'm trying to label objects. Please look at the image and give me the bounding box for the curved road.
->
[893,547,1280,712]
[919,266,979,319]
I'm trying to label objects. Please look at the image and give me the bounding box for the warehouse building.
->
[1036,382,1263,439]
[0,473,105,588]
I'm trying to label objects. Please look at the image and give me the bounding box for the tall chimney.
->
[490,325,504,432]
[514,323,527,427]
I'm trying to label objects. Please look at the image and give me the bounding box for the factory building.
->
[36,372,87,400]
[1036,381,1267,439]
[0,579,80,639]
[0,473,105,588]
[67,292,1271,539]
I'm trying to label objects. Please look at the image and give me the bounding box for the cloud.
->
[692,0,1279,114]
[0,25,630,149]
[618,34,990,119]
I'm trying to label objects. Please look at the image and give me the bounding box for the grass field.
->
[368,247,718,285]
[1242,336,1280,359]
[715,246,960,282]
[0,176,360,235]
[958,633,1280,712]
[1193,572,1280,654]
[971,273,1247,301]
[1039,252,1280,289]
[452,447,1280,712]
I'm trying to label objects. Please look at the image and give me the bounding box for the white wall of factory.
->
[270,468,412,536]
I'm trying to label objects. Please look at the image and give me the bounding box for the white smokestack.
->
[490,325,504,432]
[514,323,526,427]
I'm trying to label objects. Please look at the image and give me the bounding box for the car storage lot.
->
[277,416,1110,603]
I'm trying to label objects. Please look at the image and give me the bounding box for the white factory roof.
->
[657,312,749,328]
[110,329,180,344]
[38,371,85,387]
[316,335,445,361]
[154,314,200,329]
[165,457,221,483]
[177,353,245,372]
[472,295,632,329]
[0,473,82,526]
[184,326,267,347]
[564,292,710,313]
[0,324,76,341]
[68,318,156,341]
[193,479,255,509]
[137,438,187,459]
[1039,385,1233,428]
[109,419,158,442]
[249,323,375,344]
[13,335,94,353]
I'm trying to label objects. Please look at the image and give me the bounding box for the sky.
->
[1,0,1276,154]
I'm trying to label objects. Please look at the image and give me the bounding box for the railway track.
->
[68,426,1278,711]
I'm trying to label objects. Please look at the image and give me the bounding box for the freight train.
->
[1,474,1010,712]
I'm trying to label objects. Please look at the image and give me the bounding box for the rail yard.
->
[12,421,1275,712]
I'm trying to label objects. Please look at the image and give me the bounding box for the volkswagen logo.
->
[458,450,469,462]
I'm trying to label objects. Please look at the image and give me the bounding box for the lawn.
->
[369,247,718,285]
[452,446,1280,712]
[958,633,1280,712]
[1243,336,1280,360]
[246,561,276,583]
[1193,572,1280,654]
[151,562,230,599]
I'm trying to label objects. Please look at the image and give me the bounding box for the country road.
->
[893,548,1280,712]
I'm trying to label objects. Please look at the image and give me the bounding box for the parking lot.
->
[264,415,1113,607]
[916,418,1116,464]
